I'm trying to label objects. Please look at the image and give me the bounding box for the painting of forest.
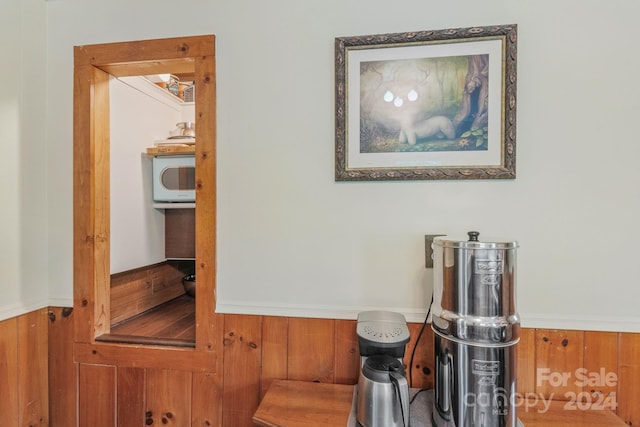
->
[359,54,489,153]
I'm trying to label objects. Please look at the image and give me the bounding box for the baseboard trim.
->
[216,301,640,333]
[48,297,74,308]
[216,301,429,323]
[5,299,636,334]
[521,313,640,333]
[0,299,50,322]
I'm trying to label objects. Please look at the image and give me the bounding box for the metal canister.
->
[432,231,520,427]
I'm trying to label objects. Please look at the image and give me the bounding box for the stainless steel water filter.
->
[432,232,520,427]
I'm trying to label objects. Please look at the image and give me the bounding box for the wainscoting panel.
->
[116,367,145,427]
[0,308,638,426]
[618,333,640,426]
[222,314,262,426]
[535,329,585,398]
[0,309,49,426]
[0,316,19,426]
[48,307,76,426]
[78,364,116,427]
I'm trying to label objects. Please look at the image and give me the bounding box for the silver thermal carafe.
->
[356,311,411,427]
[431,232,520,427]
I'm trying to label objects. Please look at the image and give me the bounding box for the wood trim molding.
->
[72,35,219,370]
[74,342,217,372]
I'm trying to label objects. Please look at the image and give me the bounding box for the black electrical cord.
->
[408,293,434,389]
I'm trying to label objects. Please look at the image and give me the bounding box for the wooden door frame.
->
[72,35,220,372]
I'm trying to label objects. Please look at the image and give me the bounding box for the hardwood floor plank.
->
[108,295,195,341]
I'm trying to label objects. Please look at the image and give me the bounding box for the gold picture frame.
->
[335,24,517,181]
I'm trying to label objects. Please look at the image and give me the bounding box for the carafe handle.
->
[390,370,410,427]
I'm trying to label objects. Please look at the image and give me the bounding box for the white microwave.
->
[152,155,196,202]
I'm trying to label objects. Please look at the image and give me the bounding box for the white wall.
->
[0,0,48,321]
[110,77,174,274]
[44,0,640,331]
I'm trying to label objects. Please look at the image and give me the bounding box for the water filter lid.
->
[433,231,518,249]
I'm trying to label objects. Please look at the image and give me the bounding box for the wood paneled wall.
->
[110,262,192,325]
[0,309,49,426]
[2,308,640,426]
[48,307,76,426]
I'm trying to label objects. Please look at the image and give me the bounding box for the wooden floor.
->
[97,295,196,347]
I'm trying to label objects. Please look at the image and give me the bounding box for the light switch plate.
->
[425,234,445,268]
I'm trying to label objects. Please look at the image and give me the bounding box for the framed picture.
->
[335,24,517,181]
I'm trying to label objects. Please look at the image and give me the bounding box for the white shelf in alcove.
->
[118,76,194,109]
[153,203,195,209]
